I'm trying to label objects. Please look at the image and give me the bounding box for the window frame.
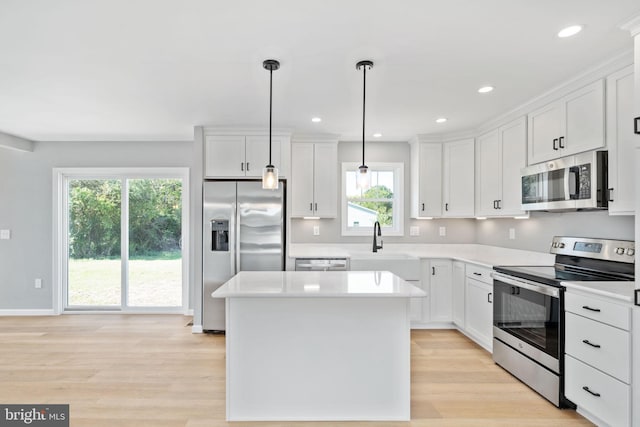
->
[341,162,404,236]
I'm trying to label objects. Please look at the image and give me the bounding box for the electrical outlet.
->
[410,226,420,236]
[313,225,320,236]
[439,226,446,237]
[35,278,42,289]
[0,229,10,240]
[509,228,516,240]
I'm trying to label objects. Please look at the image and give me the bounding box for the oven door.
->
[492,273,561,373]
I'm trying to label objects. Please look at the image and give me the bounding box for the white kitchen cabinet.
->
[527,80,605,165]
[606,65,635,215]
[204,134,289,178]
[464,264,493,352]
[564,290,632,427]
[290,140,337,218]
[426,259,453,323]
[452,261,465,328]
[409,140,442,218]
[476,117,527,217]
[442,138,475,217]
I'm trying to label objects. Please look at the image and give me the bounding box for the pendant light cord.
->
[269,67,273,166]
[361,65,366,166]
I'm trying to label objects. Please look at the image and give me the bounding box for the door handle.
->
[582,339,601,349]
[553,138,559,150]
[487,292,492,303]
[497,200,501,209]
[582,386,601,397]
[246,162,250,171]
[315,203,318,212]
[445,203,449,211]
[432,266,435,275]
[558,136,565,149]
[310,203,313,212]
[582,305,601,312]
[608,188,614,202]
[421,203,425,211]
[493,200,497,209]
[240,162,244,171]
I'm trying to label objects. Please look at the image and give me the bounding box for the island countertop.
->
[211,270,426,298]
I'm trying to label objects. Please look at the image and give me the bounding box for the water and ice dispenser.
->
[210,220,229,251]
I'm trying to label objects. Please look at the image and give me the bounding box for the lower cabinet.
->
[463,264,494,352]
[411,259,453,328]
[452,261,465,328]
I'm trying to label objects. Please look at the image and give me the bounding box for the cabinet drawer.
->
[565,292,631,330]
[565,312,630,383]
[565,355,630,427]
[465,264,493,285]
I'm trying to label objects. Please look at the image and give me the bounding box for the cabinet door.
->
[606,67,635,215]
[290,143,315,217]
[475,130,502,216]
[204,135,246,177]
[443,139,474,217]
[465,277,493,351]
[563,80,605,156]
[245,136,282,178]
[499,117,527,215]
[313,143,338,218]
[452,261,465,328]
[408,280,425,324]
[527,101,562,165]
[419,143,443,217]
[429,259,452,322]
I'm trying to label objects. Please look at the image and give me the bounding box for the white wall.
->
[0,141,196,310]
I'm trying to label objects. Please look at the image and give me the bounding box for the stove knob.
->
[627,248,635,256]
[559,243,565,249]
[616,247,625,255]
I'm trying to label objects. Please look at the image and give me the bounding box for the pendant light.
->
[356,60,373,191]
[262,59,280,190]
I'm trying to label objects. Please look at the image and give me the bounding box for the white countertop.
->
[562,281,636,303]
[212,271,427,298]
[289,243,555,268]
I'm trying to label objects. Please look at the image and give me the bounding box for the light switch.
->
[313,225,320,236]
[439,226,446,237]
[35,278,42,289]
[0,229,10,240]
[509,228,516,240]
[410,226,420,236]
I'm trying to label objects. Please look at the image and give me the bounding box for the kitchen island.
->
[211,270,425,421]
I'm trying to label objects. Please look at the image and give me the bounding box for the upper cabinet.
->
[409,140,442,218]
[204,133,290,179]
[442,138,475,217]
[476,117,527,217]
[606,66,635,215]
[527,80,605,165]
[290,138,338,218]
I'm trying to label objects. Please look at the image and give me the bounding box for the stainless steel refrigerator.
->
[202,180,285,331]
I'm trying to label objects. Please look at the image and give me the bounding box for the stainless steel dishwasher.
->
[294,258,349,271]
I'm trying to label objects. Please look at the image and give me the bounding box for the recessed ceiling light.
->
[435,118,447,123]
[311,117,322,123]
[372,133,382,138]
[558,25,583,38]
[478,86,494,94]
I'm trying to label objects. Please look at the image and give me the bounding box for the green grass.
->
[68,257,182,307]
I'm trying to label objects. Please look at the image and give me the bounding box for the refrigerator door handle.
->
[235,202,241,274]
[230,202,237,275]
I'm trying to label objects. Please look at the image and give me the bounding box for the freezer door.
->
[202,181,236,331]
[237,181,284,272]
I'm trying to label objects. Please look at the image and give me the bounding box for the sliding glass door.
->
[60,169,188,312]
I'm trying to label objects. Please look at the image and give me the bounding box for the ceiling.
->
[0,0,637,142]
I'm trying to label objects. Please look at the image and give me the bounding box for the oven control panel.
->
[550,236,635,263]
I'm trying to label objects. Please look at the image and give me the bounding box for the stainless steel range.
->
[491,236,635,407]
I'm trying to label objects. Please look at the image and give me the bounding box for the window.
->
[341,162,404,236]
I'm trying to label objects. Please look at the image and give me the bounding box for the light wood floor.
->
[0,315,592,427]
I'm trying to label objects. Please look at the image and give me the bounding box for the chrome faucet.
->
[373,221,383,252]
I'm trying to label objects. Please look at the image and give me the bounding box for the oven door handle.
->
[491,272,560,298]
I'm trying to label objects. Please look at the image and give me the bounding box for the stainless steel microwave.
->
[521,151,608,211]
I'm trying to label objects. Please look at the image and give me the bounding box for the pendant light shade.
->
[355,60,373,191]
[262,59,280,190]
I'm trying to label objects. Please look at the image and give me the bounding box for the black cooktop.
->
[493,265,634,288]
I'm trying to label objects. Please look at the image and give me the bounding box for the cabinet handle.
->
[582,305,601,312]
[493,200,497,209]
[582,339,601,349]
[445,203,449,211]
[310,203,313,212]
[582,386,601,397]
[241,162,244,171]
[497,200,501,209]
[487,292,493,303]
[558,136,565,149]
[635,117,640,134]
[473,272,482,276]
[553,138,559,150]
[607,188,614,202]
[246,162,250,171]
[432,266,435,275]
[422,203,425,211]
[315,203,318,211]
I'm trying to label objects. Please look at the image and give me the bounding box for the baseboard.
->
[191,324,203,334]
[0,309,57,316]
[411,321,456,330]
